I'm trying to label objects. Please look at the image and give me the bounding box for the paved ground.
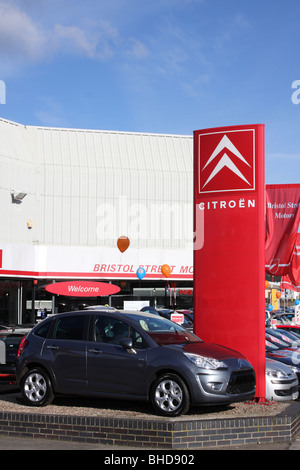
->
[0,434,298,451]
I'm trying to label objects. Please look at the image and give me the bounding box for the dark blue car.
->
[17,310,256,416]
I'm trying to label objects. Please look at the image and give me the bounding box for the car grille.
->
[226,369,256,395]
[271,378,296,385]
[275,385,298,397]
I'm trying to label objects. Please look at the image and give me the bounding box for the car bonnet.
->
[171,341,249,361]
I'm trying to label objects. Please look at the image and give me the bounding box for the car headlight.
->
[266,367,288,379]
[290,366,300,374]
[184,352,228,370]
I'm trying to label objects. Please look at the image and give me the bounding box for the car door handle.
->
[47,345,59,350]
[88,348,102,354]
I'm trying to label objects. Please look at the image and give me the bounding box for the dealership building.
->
[0,117,194,325]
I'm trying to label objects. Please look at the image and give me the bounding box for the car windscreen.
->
[266,333,290,348]
[266,339,280,351]
[271,328,300,344]
[280,328,300,341]
[124,313,201,345]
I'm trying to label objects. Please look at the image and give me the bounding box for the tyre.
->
[150,373,190,417]
[21,368,54,406]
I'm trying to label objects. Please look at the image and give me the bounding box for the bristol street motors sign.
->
[193,124,266,400]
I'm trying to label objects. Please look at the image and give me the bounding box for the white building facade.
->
[0,118,194,324]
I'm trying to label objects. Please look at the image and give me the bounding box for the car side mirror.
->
[119,338,137,354]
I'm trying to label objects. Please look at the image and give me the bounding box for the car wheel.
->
[150,373,190,417]
[21,368,54,406]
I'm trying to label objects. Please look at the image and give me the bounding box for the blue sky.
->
[0,0,299,185]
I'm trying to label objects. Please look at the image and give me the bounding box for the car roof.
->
[0,328,31,335]
[278,324,300,328]
[45,309,164,320]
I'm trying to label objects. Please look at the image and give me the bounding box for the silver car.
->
[266,358,299,402]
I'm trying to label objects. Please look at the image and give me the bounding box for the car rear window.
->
[34,321,51,338]
[0,334,24,350]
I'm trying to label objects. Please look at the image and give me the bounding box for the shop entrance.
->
[0,280,32,326]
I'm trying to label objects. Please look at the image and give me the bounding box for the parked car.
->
[265,358,299,402]
[265,331,294,350]
[277,325,300,337]
[266,359,299,401]
[16,310,256,416]
[157,308,193,331]
[266,339,300,388]
[139,306,160,315]
[174,309,194,325]
[269,312,290,325]
[266,328,300,348]
[141,307,193,330]
[0,325,20,333]
[0,330,30,385]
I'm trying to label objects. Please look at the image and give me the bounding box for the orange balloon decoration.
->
[161,264,171,278]
[117,236,130,253]
[276,291,281,299]
[265,280,269,289]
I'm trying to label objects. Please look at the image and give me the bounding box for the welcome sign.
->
[193,124,266,399]
[45,281,121,297]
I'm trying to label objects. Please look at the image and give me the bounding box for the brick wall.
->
[0,402,300,449]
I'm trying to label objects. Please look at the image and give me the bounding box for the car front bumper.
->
[191,367,256,405]
[266,376,299,402]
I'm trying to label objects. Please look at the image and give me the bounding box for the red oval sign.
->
[45,281,120,297]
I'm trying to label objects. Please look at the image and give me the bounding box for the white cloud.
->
[126,39,149,60]
[0,2,45,62]
[51,21,120,60]
[52,24,99,58]
[0,1,146,69]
